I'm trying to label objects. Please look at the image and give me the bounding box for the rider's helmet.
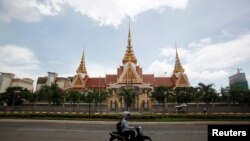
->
[123,111,131,119]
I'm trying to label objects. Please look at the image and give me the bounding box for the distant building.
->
[229,70,249,90]
[36,26,190,110]
[0,72,34,93]
[36,72,72,91]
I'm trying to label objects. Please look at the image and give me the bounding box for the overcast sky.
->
[0,0,250,91]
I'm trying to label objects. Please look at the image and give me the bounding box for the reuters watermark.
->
[208,125,250,141]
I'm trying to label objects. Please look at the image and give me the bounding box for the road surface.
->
[0,119,249,141]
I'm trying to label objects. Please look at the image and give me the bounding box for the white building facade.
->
[0,72,34,93]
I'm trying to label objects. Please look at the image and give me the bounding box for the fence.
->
[1,103,249,114]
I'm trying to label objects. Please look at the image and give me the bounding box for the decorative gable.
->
[117,63,142,84]
[72,74,88,88]
[75,77,84,85]
[174,73,190,87]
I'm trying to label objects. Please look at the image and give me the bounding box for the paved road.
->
[0,119,249,141]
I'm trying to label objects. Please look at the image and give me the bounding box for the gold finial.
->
[173,44,184,73]
[76,49,87,74]
[122,18,137,64]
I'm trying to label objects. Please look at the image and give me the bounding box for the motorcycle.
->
[109,126,152,141]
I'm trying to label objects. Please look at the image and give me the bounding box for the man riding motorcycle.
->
[120,111,135,141]
[110,111,152,141]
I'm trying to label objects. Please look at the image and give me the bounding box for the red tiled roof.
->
[154,77,174,87]
[142,74,154,84]
[106,74,117,84]
[86,77,106,88]
[171,75,177,83]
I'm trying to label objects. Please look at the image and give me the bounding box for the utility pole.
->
[98,75,101,113]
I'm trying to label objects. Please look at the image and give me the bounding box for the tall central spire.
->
[76,50,87,74]
[122,19,137,64]
[173,45,184,74]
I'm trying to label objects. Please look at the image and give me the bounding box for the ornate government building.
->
[37,27,189,109]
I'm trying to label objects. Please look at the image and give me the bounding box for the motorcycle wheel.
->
[109,137,123,141]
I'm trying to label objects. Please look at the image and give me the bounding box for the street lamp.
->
[164,91,168,112]
[12,89,20,112]
[33,92,37,113]
[98,75,101,113]
[86,90,93,115]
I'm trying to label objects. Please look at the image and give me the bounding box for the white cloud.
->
[0,44,39,78]
[221,29,231,38]
[0,0,63,22]
[188,69,228,80]
[66,0,188,27]
[160,46,191,59]
[189,34,250,70]
[88,61,116,77]
[149,33,250,87]
[188,37,212,48]
[146,60,173,76]
[0,0,188,27]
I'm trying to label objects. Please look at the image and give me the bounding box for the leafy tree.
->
[67,90,81,105]
[197,83,218,105]
[91,90,109,104]
[220,86,230,103]
[28,92,37,104]
[174,87,194,103]
[90,90,109,111]
[119,87,136,111]
[229,86,249,104]
[50,84,62,105]
[243,90,250,106]
[36,84,63,105]
[1,86,32,106]
[152,86,172,112]
[37,85,51,103]
[84,90,94,115]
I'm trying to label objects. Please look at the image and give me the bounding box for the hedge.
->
[0,113,250,121]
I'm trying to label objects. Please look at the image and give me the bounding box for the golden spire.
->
[173,45,185,73]
[76,50,87,74]
[122,19,137,64]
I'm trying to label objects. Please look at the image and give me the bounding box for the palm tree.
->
[175,87,188,103]
[197,82,218,112]
[220,86,230,103]
[119,87,136,111]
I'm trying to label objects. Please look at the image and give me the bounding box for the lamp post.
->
[77,93,80,112]
[11,92,16,112]
[164,91,168,112]
[12,89,20,112]
[33,92,37,113]
[87,90,93,115]
[98,75,101,113]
